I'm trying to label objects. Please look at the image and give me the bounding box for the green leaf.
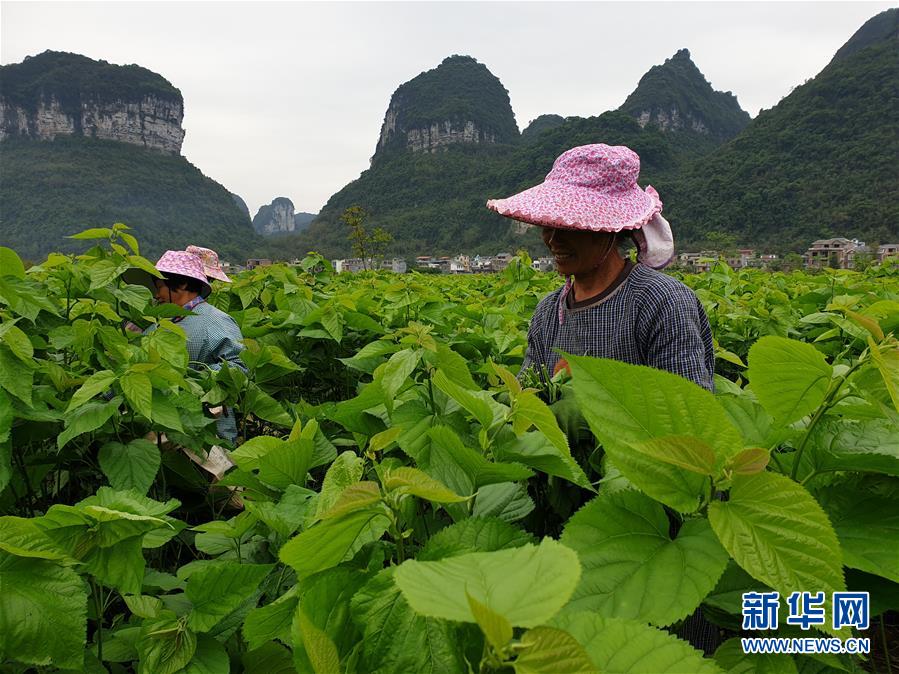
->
[185,561,273,633]
[243,587,299,650]
[151,391,184,432]
[279,508,390,580]
[567,354,741,511]
[0,516,70,559]
[137,617,197,674]
[552,612,723,674]
[870,339,899,412]
[473,482,535,523]
[0,323,34,362]
[0,246,26,278]
[419,517,535,561]
[561,489,729,626]
[394,539,580,627]
[808,419,899,476]
[350,567,467,674]
[98,439,160,495]
[632,435,718,475]
[257,435,315,490]
[431,343,479,390]
[68,227,114,240]
[316,451,365,516]
[67,370,117,411]
[709,472,846,633]
[514,626,598,674]
[319,481,382,519]
[432,369,496,429]
[296,609,341,674]
[729,448,770,475]
[714,637,797,674]
[180,634,230,674]
[468,591,513,652]
[0,346,40,404]
[242,642,295,674]
[427,425,534,489]
[747,336,833,424]
[244,384,294,427]
[818,485,899,583]
[0,551,88,670]
[383,466,467,503]
[377,348,421,402]
[122,371,154,419]
[124,594,166,620]
[495,430,592,491]
[58,397,122,448]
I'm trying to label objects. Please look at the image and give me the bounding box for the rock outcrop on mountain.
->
[620,49,750,145]
[373,55,519,159]
[231,193,251,221]
[253,197,299,236]
[294,212,315,232]
[0,51,185,154]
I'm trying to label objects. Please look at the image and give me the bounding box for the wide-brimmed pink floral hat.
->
[155,250,212,297]
[186,245,231,283]
[487,143,674,269]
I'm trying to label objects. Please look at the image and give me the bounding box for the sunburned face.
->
[541,227,617,277]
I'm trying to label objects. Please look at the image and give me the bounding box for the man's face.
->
[541,227,615,276]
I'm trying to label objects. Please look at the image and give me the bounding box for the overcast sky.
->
[2,1,893,217]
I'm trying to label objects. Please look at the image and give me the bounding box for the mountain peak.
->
[373,55,518,159]
[830,7,898,65]
[619,49,750,143]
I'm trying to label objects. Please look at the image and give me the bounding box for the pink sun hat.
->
[154,250,212,298]
[186,245,232,283]
[487,143,674,269]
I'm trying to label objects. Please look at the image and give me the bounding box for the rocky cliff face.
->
[253,197,297,236]
[373,55,518,159]
[0,51,185,154]
[0,95,184,153]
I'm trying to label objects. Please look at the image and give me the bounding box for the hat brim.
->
[205,269,232,283]
[487,180,661,232]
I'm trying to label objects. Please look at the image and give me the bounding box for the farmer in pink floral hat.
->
[186,245,232,283]
[487,143,714,391]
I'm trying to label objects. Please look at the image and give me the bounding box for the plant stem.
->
[92,581,104,663]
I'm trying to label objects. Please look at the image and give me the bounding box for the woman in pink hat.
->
[127,250,247,443]
[488,143,714,391]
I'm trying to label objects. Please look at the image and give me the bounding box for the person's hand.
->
[123,321,142,333]
[553,358,571,377]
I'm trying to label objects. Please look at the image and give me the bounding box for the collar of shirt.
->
[172,295,205,323]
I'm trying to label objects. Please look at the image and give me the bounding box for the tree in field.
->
[341,206,393,270]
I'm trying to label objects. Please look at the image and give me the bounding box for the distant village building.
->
[760,254,778,265]
[381,258,407,273]
[471,255,493,272]
[450,255,471,273]
[805,238,868,269]
[532,257,555,272]
[246,258,272,270]
[878,244,899,263]
[415,256,434,268]
[332,258,367,273]
[492,252,513,272]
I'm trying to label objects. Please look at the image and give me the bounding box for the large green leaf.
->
[58,396,124,448]
[383,466,467,503]
[0,246,26,278]
[67,369,117,411]
[181,634,230,674]
[0,551,88,670]
[747,336,833,424]
[494,430,592,490]
[98,439,161,495]
[137,617,197,674]
[350,567,467,674]
[0,344,35,405]
[279,508,390,579]
[818,485,899,583]
[427,425,533,489]
[419,517,535,561]
[243,587,299,650]
[432,369,497,430]
[296,609,340,674]
[394,539,580,627]
[376,348,421,403]
[473,482,535,523]
[185,561,273,632]
[513,626,597,674]
[552,612,723,674]
[0,516,70,559]
[315,450,365,516]
[709,472,846,633]
[567,355,741,511]
[808,418,899,476]
[714,637,797,674]
[561,489,729,626]
[121,371,154,419]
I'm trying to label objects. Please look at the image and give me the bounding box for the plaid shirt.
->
[521,264,715,391]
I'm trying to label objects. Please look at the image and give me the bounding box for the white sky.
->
[2,1,893,217]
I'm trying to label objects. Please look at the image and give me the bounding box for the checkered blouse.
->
[520,264,715,391]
